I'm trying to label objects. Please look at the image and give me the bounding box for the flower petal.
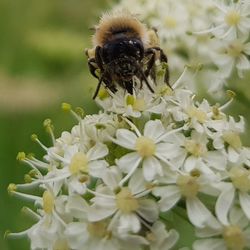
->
[89,160,108,178]
[143,120,165,141]
[153,186,181,212]
[239,191,250,220]
[66,195,89,219]
[118,213,141,233]
[128,169,147,194]
[116,152,141,173]
[115,129,137,149]
[215,184,235,225]
[87,143,108,161]
[193,239,226,250]
[137,199,159,222]
[88,205,117,221]
[183,155,197,172]
[187,197,220,229]
[143,156,163,181]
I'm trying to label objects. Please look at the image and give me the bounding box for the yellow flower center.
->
[146,231,157,242]
[227,40,244,57]
[212,106,224,120]
[126,95,146,111]
[53,239,69,250]
[229,167,250,192]
[43,190,54,214]
[116,187,139,213]
[165,16,177,28]
[225,10,241,26]
[87,221,109,238]
[187,107,207,123]
[69,152,89,174]
[135,136,156,157]
[223,225,246,250]
[222,131,242,150]
[177,175,199,198]
[159,85,173,96]
[185,139,206,157]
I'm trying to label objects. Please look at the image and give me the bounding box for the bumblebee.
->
[86,11,169,99]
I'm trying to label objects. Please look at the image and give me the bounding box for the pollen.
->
[223,225,246,250]
[87,221,108,238]
[229,167,250,192]
[164,16,177,28]
[43,190,54,214]
[225,10,241,26]
[177,175,199,198]
[69,152,89,174]
[212,105,224,120]
[159,85,173,96]
[53,239,69,250]
[126,95,146,111]
[135,136,156,157]
[227,40,244,58]
[185,139,206,157]
[16,152,26,161]
[7,183,17,193]
[222,131,242,150]
[116,187,139,213]
[187,106,207,123]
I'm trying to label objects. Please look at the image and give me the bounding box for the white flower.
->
[216,166,250,222]
[87,168,159,234]
[151,1,189,40]
[96,86,161,118]
[65,220,148,250]
[162,131,227,175]
[194,206,250,250]
[113,119,183,181]
[212,116,244,163]
[208,0,250,40]
[146,221,179,250]
[44,143,109,195]
[28,190,69,250]
[210,38,250,78]
[81,113,119,143]
[153,169,221,229]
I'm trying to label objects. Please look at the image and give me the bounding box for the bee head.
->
[102,37,144,64]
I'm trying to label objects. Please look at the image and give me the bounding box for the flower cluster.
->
[7,61,250,249]
[114,0,250,93]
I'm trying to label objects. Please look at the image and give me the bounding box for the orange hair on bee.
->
[93,10,148,47]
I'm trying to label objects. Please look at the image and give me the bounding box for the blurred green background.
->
[0,0,112,249]
[0,1,249,250]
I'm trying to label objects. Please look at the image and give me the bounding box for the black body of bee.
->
[86,12,169,99]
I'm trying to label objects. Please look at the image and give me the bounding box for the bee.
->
[85,11,170,99]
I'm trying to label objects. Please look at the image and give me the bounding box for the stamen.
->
[31,134,48,151]
[172,67,188,89]
[86,188,115,199]
[123,117,141,137]
[21,207,41,221]
[43,119,56,145]
[156,125,185,143]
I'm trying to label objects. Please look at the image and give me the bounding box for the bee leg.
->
[149,46,170,86]
[124,80,133,95]
[88,58,99,79]
[136,64,154,93]
[92,74,104,99]
[144,48,157,82]
[95,46,105,71]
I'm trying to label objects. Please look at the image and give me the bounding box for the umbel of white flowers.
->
[114,0,250,93]
[7,60,250,250]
